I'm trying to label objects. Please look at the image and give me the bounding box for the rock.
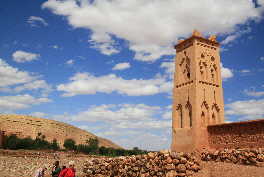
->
[165,164,175,170]
[177,172,186,177]
[257,154,264,162]
[166,156,173,164]
[82,151,202,177]
[160,149,170,154]
[148,152,156,159]
[190,164,200,172]
[248,157,257,164]
[177,164,186,173]
[186,170,194,176]
[165,170,177,177]
[180,157,187,164]
[172,159,180,165]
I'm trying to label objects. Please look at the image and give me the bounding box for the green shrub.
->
[51,139,59,150]
[63,139,76,150]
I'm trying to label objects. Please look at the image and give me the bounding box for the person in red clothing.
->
[58,161,76,177]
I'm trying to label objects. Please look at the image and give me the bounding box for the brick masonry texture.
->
[207,119,264,149]
[0,114,121,149]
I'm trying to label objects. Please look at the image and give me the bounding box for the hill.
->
[0,114,121,149]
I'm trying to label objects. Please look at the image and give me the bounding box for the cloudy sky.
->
[1,0,264,150]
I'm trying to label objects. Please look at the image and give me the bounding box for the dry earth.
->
[193,161,264,177]
[0,150,264,177]
[0,150,90,177]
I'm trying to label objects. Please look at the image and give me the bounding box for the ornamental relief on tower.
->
[179,51,191,82]
[199,49,218,84]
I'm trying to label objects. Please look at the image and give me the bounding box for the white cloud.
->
[89,32,120,55]
[220,63,234,80]
[244,89,264,97]
[162,111,172,120]
[240,69,251,73]
[160,60,175,79]
[0,59,52,96]
[73,104,160,122]
[56,60,230,97]
[12,50,40,63]
[112,62,130,70]
[27,16,48,27]
[51,45,61,49]
[0,94,51,111]
[14,80,53,96]
[221,35,238,45]
[106,131,170,150]
[260,56,264,61]
[43,0,264,61]
[225,98,264,120]
[66,59,74,65]
[220,47,229,52]
[0,59,36,87]
[30,112,48,118]
[221,27,251,45]
[57,72,172,96]
[71,103,171,150]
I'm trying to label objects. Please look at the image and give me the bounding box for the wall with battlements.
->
[207,119,264,149]
[0,114,121,149]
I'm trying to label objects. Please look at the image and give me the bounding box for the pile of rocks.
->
[201,148,264,166]
[83,152,201,177]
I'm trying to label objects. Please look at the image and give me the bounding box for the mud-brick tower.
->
[171,30,225,152]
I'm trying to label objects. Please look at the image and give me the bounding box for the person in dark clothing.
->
[51,161,61,177]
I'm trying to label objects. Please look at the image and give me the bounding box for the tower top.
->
[175,30,219,50]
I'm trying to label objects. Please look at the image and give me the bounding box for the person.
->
[34,165,47,177]
[51,161,61,177]
[58,161,76,177]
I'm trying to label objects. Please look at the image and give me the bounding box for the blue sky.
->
[0,0,264,150]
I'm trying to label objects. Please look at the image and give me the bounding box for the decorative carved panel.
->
[179,51,191,82]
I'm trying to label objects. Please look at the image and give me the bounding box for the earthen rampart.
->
[0,114,121,149]
[207,119,264,149]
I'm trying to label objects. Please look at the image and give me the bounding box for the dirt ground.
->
[0,150,264,177]
[0,150,89,177]
[193,161,264,177]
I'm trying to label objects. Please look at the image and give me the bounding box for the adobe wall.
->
[0,131,3,148]
[207,119,264,149]
[0,115,121,149]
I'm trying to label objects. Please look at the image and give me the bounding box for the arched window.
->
[186,57,191,79]
[199,61,205,80]
[185,101,192,127]
[212,113,216,125]
[201,111,205,125]
[212,104,220,124]
[176,104,183,128]
[201,101,209,126]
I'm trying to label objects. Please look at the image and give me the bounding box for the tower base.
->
[171,127,209,152]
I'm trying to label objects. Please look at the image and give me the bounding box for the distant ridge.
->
[0,114,122,149]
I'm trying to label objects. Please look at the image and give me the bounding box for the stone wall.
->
[201,148,264,166]
[83,151,201,177]
[207,119,264,149]
[0,114,121,149]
